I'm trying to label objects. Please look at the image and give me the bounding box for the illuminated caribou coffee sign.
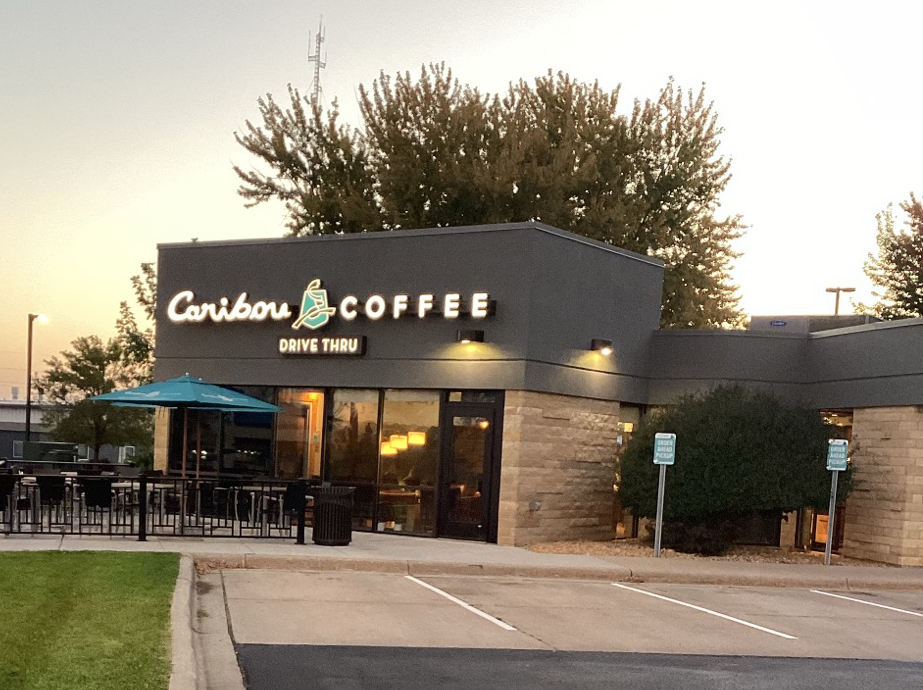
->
[166,278,493,356]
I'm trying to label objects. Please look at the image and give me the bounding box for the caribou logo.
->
[292,279,337,330]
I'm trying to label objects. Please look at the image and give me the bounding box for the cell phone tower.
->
[308,17,327,107]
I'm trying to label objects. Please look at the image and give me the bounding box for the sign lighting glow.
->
[167,279,493,330]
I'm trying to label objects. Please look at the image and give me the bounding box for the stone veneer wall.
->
[153,408,170,474]
[844,407,923,566]
[497,390,619,546]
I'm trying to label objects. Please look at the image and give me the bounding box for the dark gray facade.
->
[648,319,923,409]
[155,223,664,402]
[155,222,923,410]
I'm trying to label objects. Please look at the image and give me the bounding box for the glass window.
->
[220,386,274,478]
[168,408,220,476]
[377,390,441,536]
[327,389,380,529]
[448,391,498,403]
[275,389,326,480]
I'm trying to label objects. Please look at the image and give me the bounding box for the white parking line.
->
[811,589,923,618]
[405,576,518,631]
[611,583,798,640]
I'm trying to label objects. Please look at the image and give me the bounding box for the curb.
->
[191,553,923,591]
[169,555,198,690]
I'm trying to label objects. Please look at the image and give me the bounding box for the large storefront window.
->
[377,390,440,536]
[168,408,221,476]
[167,386,275,477]
[275,389,326,480]
[326,389,380,528]
[221,386,274,477]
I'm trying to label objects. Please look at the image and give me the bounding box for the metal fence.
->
[0,473,310,542]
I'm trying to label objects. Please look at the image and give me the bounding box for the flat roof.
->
[157,222,664,268]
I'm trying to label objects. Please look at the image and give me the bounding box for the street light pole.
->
[825,287,855,316]
[25,313,47,443]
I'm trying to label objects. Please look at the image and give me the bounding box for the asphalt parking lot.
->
[222,570,923,689]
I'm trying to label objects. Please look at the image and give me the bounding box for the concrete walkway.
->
[1,531,921,590]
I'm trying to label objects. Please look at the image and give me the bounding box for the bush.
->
[620,386,850,554]
[645,514,742,556]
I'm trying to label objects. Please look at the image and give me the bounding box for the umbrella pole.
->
[181,408,189,479]
[195,414,202,480]
[181,408,188,533]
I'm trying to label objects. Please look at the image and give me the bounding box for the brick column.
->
[497,390,619,546]
[844,407,923,566]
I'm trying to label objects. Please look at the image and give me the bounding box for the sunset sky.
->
[2,1,921,397]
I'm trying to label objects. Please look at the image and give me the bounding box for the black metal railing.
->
[0,472,311,542]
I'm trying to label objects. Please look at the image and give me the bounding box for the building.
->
[0,399,53,460]
[153,223,923,566]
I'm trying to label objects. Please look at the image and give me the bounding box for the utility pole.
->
[308,17,327,107]
[825,287,855,315]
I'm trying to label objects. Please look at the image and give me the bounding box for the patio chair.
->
[0,474,15,515]
[36,476,66,505]
[81,478,113,510]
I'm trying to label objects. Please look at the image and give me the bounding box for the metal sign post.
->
[653,433,677,558]
[824,439,849,566]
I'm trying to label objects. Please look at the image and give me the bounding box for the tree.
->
[116,262,156,384]
[858,194,923,319]
[618,386,849,554]
[35,336,151,459]
[233,65,744,328]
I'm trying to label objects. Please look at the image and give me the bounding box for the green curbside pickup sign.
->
[653,433,677,465]
[826,439,848,471]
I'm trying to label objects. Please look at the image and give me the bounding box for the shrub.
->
[620,386,850,554]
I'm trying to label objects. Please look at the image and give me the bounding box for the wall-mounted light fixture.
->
[457,329,484,344]
[591,338,613,355]
[389,434,409,451]
[408,431,426,446]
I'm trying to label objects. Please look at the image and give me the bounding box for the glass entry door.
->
[439,404,497,540]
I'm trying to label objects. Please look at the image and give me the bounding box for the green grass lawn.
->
[0,551,179,690]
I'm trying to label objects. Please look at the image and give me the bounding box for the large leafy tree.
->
[116,262,156,384]
[858,194,923,319]
[35,336,151,459]
[619,386,849,554]
[233,65,744,328]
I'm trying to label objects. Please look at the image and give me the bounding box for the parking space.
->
[222,570,923,660]
[223,570,548,649]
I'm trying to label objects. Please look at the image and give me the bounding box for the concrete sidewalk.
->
[2,531,922,590]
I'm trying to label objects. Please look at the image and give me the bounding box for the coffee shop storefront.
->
[153,223,661,545]
[154,222,923,565]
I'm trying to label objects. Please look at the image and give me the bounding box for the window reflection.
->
[168,409,220,477]
[377,390,440,535]
[327,390,380,529]
[276,389,325,480]
[221,386,274,478]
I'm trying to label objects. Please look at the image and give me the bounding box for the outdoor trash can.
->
[311,486,355,546]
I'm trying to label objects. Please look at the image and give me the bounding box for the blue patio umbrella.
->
[92,374,280,478]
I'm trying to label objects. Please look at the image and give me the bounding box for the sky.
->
[1,1,921,398]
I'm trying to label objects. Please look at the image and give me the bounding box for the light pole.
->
[825,287,855,316]
[25,313,47,442]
